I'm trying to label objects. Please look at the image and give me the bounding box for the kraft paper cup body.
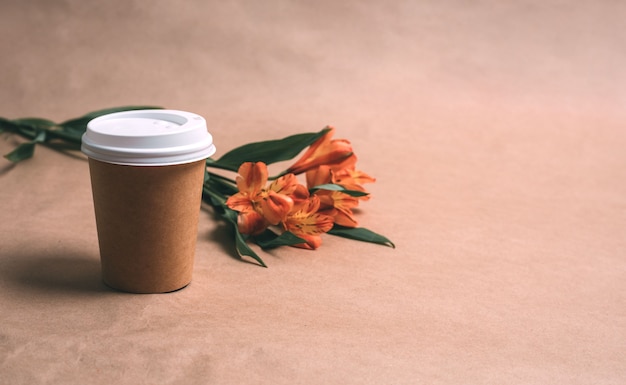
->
[81,110,216,293]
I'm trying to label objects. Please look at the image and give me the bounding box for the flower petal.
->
[290,234,323,250]
[287,127,334,174]
[287,127,354,175]
[258,191,293,225]
[306,165,332,189]
[284,198,334,236]
[236,162,268,194]
[269,173,298,195]
[313,191,360,227]
[289,184,310,212]
[332,207,358,227]
[348,170,376,184]
[225,193,254,213]
[237,210,268,235]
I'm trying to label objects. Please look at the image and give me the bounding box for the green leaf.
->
[81,105,164,119]
[234,228,267,267]
[4,141,37,162]
[3,130,46,163]
[209,127,331,172]
[222,208,267,267]
[202,175,237,208]
[328,225,395,248]
[59,105,163,133]
[204,170,239,195]
[10,119,59,141]
[255,230,306,249]
[200,182,254,266]
[46,129,83,143]
[5,117,80,143]
[33,129,46,143]
[0,117,19,133]
[202,184,226,206]
[310,183,369,197]
[2,119,38,139]
[12,118,57,128]
[2,107,163,163]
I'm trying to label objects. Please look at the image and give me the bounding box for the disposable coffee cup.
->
[81,110,216,293]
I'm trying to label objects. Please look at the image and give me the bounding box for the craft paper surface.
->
[0,1,625,384]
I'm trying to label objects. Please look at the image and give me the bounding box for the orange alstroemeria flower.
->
[318,190,360,227]
[306,162,374,227]
[330,154,376,190]
[236,210,268,236]
[306,154,375,192]
[268,173,310,212]
[283,196,335,250]
[332,170,375,201]
[286,126,354,175]
[226,162,295,234]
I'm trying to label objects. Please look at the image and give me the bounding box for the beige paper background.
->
[1,1,625,384]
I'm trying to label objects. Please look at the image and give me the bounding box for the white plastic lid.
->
[81,109,216,166]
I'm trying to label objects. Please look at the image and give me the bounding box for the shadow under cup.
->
[82,109,215,294]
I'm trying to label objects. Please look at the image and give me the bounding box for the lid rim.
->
[83,147,216,166]
[81,109,215,166]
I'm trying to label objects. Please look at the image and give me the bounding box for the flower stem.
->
[206,171,237,185]
[202,185,227,205]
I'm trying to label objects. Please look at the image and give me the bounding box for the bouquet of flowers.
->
[1,106,393,267]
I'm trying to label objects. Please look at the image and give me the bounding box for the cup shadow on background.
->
[4,251,109,295]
